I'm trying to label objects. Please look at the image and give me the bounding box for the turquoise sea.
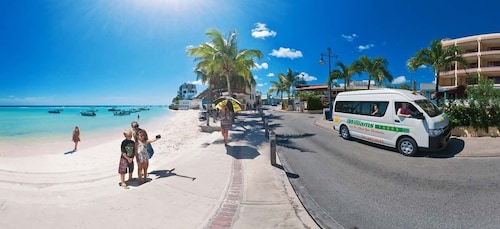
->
[0,106,169,141]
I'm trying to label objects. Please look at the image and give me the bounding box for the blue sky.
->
[1,0,499,105]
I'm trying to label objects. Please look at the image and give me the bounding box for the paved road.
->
[267,108,500,229]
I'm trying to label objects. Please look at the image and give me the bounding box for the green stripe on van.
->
[347,119,410,133]
[374,124,410,133]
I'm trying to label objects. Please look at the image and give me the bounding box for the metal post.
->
[319,47,337,121]
[269,130,276,165]
[327,47,332,120]
[264,118,269,137]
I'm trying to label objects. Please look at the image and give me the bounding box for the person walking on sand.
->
[136,129,160,184]
[218,104,232,145]
[118,129,135,189]
[72,126,80,151]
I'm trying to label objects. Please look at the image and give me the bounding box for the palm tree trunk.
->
[226,74,232,96]
[206,84,211,126]
[367,77,371,89]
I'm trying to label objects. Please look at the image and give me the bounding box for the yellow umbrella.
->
[214,96,242,112]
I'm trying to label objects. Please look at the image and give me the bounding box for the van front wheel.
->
[340,125,351,140]
[397,137,417,156]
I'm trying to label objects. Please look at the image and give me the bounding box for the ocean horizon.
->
[0,105,170,142]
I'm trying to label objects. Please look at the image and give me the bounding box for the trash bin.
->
[324,109,332,121]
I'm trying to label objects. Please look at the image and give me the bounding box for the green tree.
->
[269,74,288,109]
[328,61,358,91]
[407,39,468,106]
[353,55,393,89]
[187,29,262,96]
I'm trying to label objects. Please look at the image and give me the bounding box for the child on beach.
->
[72,126,80,151]
[136,129,160,184]
[119,129,135,189]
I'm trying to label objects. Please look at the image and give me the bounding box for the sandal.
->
[120,183,130,189]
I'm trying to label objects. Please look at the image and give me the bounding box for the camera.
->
[156,134,161,139]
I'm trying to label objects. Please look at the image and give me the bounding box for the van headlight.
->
[429,128,444,137]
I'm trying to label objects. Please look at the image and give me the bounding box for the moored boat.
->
[80,111,96,116]
[48,109,62,114]
[113,110,131,116]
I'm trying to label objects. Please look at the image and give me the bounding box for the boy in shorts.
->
[118,129,135,189]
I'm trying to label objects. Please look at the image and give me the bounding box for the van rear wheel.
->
[340,125,351,140]
[397,137,417,156]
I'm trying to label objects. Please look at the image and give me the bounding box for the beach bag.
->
[147,144,155,159]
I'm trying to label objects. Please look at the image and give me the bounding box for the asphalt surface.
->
[267,108,500,229]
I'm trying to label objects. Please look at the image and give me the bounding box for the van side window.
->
[395,102,418,117]
[373,102,388,117]
[334,101,388,117]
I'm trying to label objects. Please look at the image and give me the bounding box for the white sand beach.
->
[0,110,228,228]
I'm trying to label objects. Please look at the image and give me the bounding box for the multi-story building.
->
[178,83,197,100]
[441,33,500,88]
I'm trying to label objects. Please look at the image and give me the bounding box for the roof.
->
[336,89,427,101]
[295,85,328,91]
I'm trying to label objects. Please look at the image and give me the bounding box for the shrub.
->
[307,96,322,110]
[444,79,500,131]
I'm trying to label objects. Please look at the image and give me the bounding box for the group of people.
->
[118,121,160,189]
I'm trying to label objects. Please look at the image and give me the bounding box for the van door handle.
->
[394,119,400,123]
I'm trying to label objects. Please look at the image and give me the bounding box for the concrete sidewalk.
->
[314,118,500,157]
[195,111,319,229]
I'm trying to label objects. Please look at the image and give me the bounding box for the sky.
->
[1,0,499,105]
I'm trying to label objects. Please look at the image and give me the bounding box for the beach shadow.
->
[225,145,260,160]
[64,150,75,155]
[273,164,300,179]
[122,178,153,187]
[149,168,196,181]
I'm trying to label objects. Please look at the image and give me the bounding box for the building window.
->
[469,63,478,68]
[487,61,500,67]
[488,77,500,84]
[487,47,500,51]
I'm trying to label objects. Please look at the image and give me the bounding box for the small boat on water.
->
[113,110,131,116]
[108,107,121,112]
[48,109,62,114]
[80,111,96,116]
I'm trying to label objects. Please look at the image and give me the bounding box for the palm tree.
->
[353,55,393,89]
[194,68,224,126]
[269,74,288,109]
[187,29,262,96]
[328,61,358,91]
[407,39,468,105]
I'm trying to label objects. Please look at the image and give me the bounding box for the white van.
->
[332,89,450,156]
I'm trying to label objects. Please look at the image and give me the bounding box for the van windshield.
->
[414,99,442,117]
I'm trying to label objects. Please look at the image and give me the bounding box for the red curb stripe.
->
[206,158,243,229]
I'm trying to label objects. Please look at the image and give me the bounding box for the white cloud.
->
[253,62,268,70]
[342,33,358,42]
[257,83,267,87]
[270,47,303,59]
[419,65,428,69]
[251,23,277,39]
[267,73,275,77]
[189,80,205,85]
[392,76,407,84]
[297,72,317,81]
[358,44,375,51]
[254,75,259,80]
